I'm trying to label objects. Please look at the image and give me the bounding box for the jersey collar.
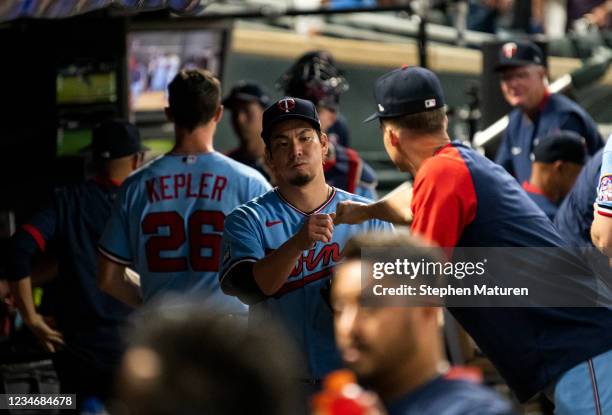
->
[275,186,337,216]
[522,180,545,196]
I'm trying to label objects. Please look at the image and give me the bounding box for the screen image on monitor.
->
[57,62,117,105]
[128,30,225,115]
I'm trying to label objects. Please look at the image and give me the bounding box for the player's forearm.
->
[369,182,413,224]
[9,277,39,325]
[97,257,143,308]
[253,237,304,296]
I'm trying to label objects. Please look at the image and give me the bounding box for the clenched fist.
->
[295,213,336,250]
[334,200,370,225]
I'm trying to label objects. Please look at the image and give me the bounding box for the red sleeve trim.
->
[21,224,46,252]
[410,146,478,248]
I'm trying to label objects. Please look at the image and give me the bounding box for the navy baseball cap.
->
[261,97,321,141]
[222,81,271,109]
[495,41,545,72]
[88,119,148,160]
[364,66,446,123]
[533,130,587,165]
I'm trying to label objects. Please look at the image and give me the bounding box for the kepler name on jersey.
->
[145,173,227,203]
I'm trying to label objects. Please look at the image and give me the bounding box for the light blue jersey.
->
[98,152,271,312]
[596,137,612,216]
[219,187,393,380]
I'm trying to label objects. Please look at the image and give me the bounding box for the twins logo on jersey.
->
[264,242,343,298]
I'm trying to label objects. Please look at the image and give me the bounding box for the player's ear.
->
[213,105,224,123]
[164,107,174,122]
[319,132,329,156]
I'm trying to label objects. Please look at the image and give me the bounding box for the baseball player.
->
[521,130,586,220]
[5,120,146,405]
[279,50,378,199]
[223,81,273,181]
[494,40,602,184]
[97,69,271,313]
[219,97,392,386]
[591,137,612,257]
[554,149,603,247]
[333,232,516,415]
[334,66,612,412]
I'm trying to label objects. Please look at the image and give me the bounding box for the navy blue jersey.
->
[554,149,602,247]
[496,93,603,184]
[411,141,612,402]
[324,144,377,200]
[327,113,350,147]
[6,178,132,369]
[522,181,558,221]
[385,376,515,415]
[220,187,393,380]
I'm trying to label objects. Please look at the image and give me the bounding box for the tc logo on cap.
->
[425,99,436,109]
[502,42,518,59]
[277,98,296,113]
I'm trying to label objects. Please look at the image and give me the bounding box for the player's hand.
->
[295,213,335,250]
[334,201,370,225]
[25,314,65,353]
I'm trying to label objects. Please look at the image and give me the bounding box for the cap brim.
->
[262,114,320,140]
[363,112,380,123]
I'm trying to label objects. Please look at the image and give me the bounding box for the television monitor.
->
[128,28,227,122]
[57,62,118,105]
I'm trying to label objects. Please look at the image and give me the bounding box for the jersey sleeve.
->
[596,137,612,216]
[219,206,267,304]
[494,132,515,177]
[410,152,478,248]
[98,185,133,265]
[246,174,272,201]
[5,203,58,280]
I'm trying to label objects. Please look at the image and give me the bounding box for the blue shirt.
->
[496,93,603,184]
[521,181,558,221]
[98,152,271,311]
[6,178,133,369]
[555,149,603,247]
[220,187,393,380]
[386,377,516,415]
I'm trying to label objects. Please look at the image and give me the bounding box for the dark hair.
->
[343,232,444,263]
[382,107,446,135]
[168,69,221,131]
[116,303,300,415]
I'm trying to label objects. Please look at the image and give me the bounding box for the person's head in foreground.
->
[364,66,450,176]
[261,97,329,188]
[495,41,548,114]
[113,304,300,415]
[332,232,516,414]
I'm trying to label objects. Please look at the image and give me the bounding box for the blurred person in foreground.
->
[114,303,301,415]
[332,232,516,415]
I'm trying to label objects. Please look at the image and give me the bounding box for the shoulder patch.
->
[598,175,612,202]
